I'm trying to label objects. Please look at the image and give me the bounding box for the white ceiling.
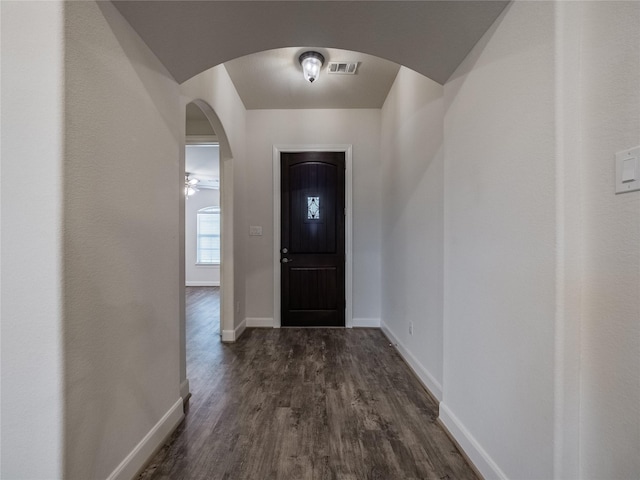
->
[112,1,509,85]
[224,47,400,109]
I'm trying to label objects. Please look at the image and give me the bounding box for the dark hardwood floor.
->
[139,286,478,480]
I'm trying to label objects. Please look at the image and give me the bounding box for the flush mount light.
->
[299,51,325,83]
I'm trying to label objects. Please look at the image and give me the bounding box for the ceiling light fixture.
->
[299,51,325,83]
[185,173,199,197]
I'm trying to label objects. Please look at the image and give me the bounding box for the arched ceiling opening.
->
[186,102,215,135]
[112,1,509,85]
[224,47,400,109]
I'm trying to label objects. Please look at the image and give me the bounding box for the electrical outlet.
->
[409,321,413,335]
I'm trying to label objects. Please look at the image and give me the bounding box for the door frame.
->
[273,144,353,328]
[185,135,222,338]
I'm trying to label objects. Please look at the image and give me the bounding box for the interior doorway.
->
[180,98,235,402]
[185,102,222,335]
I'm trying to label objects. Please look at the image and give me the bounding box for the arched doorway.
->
[179,99,235,402]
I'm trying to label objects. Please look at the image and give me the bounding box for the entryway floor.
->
[138,287,477,480]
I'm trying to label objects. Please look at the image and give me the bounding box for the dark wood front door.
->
[281,152,345,327]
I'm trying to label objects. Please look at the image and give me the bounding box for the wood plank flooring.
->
[139,287,477,480]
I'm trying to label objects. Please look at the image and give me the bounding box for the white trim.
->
[352,317,381,328]
[381,321,443,401]
[180,379,190,402]
[185,135,218,145]
[273,144,353,328]
[553,4,583,478]
[185,281,220,287]
[220,157,235,340]
[222,318,246,342]
[246,317,274,328]
[106,399,184,480]
[439,403,508,480]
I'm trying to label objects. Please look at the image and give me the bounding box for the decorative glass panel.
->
[307,196,320,220]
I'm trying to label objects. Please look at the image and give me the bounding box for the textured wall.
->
[63,2,182,478]
[380,67,445,398]
[579,2,640,478]
[1,1,65,477]
[442,3,557,478]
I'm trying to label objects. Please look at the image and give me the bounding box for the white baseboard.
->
[380,321,443,401]
[352,317,380,328]
[222,318,246,342]
[185,281,220,287]
[106,398,184,480]
[439,403,508,480]
[236,319,246,339]
[180,379,190,403]
[246,317,273,328]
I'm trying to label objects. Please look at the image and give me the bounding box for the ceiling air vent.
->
[327,62,359,75]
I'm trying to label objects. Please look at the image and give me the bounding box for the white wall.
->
[185,189,221,286]
[442,3,557,479]
[579,2,640,478]
[244,109,382,326]
[378,3,640,480]
[1,2,65,477]
[380,68,445,399]
[379,7,565,478]
[63,2,183,478]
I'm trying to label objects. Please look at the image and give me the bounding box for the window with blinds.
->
[197,206,220,264]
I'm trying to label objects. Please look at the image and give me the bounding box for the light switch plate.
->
[615,146,640,194]
[249,225,263,236]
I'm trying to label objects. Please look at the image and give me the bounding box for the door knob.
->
[281,258,293,263]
